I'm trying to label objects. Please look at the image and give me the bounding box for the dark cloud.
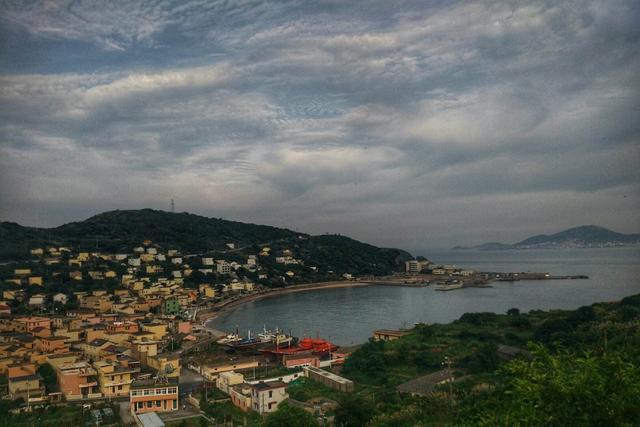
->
[0,0,639,248]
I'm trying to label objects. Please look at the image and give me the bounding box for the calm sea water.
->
[208,247,640,345]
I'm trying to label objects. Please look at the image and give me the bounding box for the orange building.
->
[36,336,69,353]
[130,378,179,414]
[105,321,139,334]
[57,361,101,400]
[15,317,52,336]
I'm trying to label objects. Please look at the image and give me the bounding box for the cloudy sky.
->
[0,0,639,250]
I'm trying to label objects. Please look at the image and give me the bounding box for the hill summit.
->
[0,209,412,276]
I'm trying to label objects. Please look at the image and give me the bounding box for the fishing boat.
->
[257,326,296,346]
[434,281,464,291]
[216,332,242,344]
[225,330,261,349]
[261,335,337,356]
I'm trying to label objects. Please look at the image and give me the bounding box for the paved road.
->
[180,367,204,396]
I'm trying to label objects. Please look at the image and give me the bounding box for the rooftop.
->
[131,377,178,389]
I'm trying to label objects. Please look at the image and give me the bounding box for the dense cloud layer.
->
[1,0,639,250]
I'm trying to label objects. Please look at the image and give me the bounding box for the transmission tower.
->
[170,199,175,213]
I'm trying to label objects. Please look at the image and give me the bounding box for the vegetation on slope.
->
[333,295,640,426]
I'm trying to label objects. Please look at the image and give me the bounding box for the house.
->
[14,269,31,276]
[130,377,179,414]
[201,359,259,381]
[405,259,431,273]
[230,383,253,412]
[199,284,216,298]
[146,354,180,378]
[303,367,354,392]
[373,329,410,341]
[217,371,244,394]
[0,302,11,315]
[56,361,101,400]
[29,294,45,306]
[28,276,43,286]
[8,373,45,400]
[141,323,168,341]
[36,336,69,353]
[216,261,231,274]
[53,293,69,305]
[251,381,288,414]
[30,248,44,256]
[94,359,139,397]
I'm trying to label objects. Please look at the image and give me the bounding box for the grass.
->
[287,377,343,402]
[165,417,206,427]
[201,400,261,426]
[3,403,121,427]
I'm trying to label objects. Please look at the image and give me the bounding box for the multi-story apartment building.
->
[129,378,179,414]
[94,359,139,397]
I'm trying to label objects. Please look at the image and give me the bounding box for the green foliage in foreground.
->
[459,345,640,426]
[334,294,640,426]
[263,402,318,427]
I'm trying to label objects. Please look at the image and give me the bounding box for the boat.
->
[257,326,296,347]
[225,330,261,349]
[434,281,464,291]
[261,336,338,356]
[216,332,242,344]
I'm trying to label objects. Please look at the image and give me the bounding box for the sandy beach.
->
[198,280,374,331]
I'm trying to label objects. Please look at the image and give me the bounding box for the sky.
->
[0,0,639,251]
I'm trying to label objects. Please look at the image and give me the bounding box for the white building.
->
[202,258,214,266]
[53,293,68,304]
[251,381,288,415]
[216,261,231,274]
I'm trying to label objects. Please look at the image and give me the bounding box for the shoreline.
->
[198,280,375,331]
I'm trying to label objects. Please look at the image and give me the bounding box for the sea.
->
[207,247,640,345]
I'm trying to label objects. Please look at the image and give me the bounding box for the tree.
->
[461,344,640,426]
[37,363,57,393]
[334,394,375,427]
[506,308,520,316]
[263,402,318,427]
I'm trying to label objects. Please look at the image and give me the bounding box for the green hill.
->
[0,209,411,276]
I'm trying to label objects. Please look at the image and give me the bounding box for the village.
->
[0,240,569,426]
[0,241,439,426]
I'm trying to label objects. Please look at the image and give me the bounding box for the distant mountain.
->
[0,209,412,276]
[455,225,640,250]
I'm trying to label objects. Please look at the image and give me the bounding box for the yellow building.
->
[28,277,43,286]
[141,323,168,340]
[93,360,139,397]
[147,354,181,378]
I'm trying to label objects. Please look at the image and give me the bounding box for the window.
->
[269,403,273,410]
[146,401,152,408]
[118,385,123,390]
[173,399,177,409]
[269,391,272,398]
[155,400,161,407]
[143,389,151,396]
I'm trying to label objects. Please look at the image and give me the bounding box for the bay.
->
[208,247,640,345]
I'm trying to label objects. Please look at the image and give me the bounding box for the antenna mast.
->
[170,199,175,213]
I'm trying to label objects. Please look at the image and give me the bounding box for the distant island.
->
[454,225,640,250]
